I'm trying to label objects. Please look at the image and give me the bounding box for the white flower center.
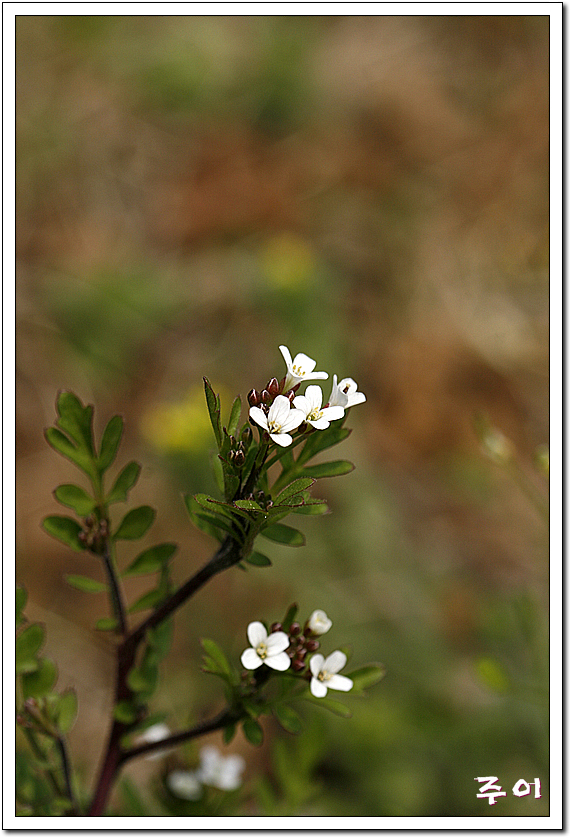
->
[256,642,268,660]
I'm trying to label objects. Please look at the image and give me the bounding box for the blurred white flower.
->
[309,651,353,698]
[307,609,332,635]
[293,385,345,430]
[279,345,328,392]
[249,395,305,447]
[197,745,245,791]
[241,621,291,671]
[167,769,203,801]
[137,722,172,761]
[328,375,366,409]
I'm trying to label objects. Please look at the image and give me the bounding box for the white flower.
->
[196,745,245,791]
[167,769,203,801]
[137,722,172,761]
[241,621,291,671]
[328,375,366,409]
[279,345,328,392]
[293,385,345,430]
[309,651,353,698]
[307,609,332,635]
[249,395,305,447]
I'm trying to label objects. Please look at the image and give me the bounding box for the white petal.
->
[347,392,366,407]
[292,394,311,416]
[247,621,268,647]
[338,378,358,394]
[303,385,323,409]
[323,650,347,674]
[309,654,325,677]
[265,631,290,654]
[306,371,328,381]
[281,408,305,433]
[279,345,293,369]
[327,674,353,692]
[241,648,263,669]
[270,432,293,447]
[167,770,203,800]
[308,417,330,430]
[310,677,328,698]
[321,406,345,422]
[249,406,268,430]
[308,610,332,635]
[292,352,317,374]
[269,394,292,423]
[264,651,291,671]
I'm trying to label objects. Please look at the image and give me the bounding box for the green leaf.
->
[42,516,85,552]
[128,589,164,614]
[22,658,58,699]
[223,724,237,745]
[273,703,303,734]
[56,392,94,455]
[193,494,236,518]
[292,499,329,516]
[346,664,386,693]
[16,586,27,628]
[282,603,298,631]
[260,523,305,547]
[55,690,78,733]
[98,415,124,472]
[146,620,174,658]
[107,461,141,504]
[65,575,107,593]
[242,717,264,746]
[201,638,233,678]
[127,666,157,694]
[245,551,272,567]
[234,499,264,512]
[123,543,177,577]
[275,477,315,503]
[53,484,95,516]
[297,424,351,465]
[44,427,93,477]
[114,506,155,540]
[306,695,352,718]
[203,377,222,449]
[95,617,119,631]
[227,396,242,437]
[301,460,354,479]
[16,624,44,674]
[114,701,139,724]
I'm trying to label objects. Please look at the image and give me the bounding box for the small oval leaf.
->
[107,461,141,505]
[65,574,108,593]
[260,523,305,547]
[42,516,85,552]
[22,658,58,699]
[273,703,303,734]
[95,617,119,631]
[54,484,95,517]
[55,690,78,733]
[98,415,124,472]
[245,551,272,567]
[123,543,177,577]
[113,506,155,540]
[301,460,355,479]
[242,717,264,746]
[16,624,45,674]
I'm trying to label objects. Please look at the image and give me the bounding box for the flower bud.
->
[292,658,306,672]
[233,450,245,468]
[270,622,283,633]
[267,377,280,396]
[247,389,261,407]
[241,426,253,448]
[307,609,332,636]
[305,638,320,652]
[289,622,301,636]
[260,389,272,404]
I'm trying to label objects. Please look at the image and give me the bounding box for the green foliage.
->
[42,516,85,552]
[113,505,156,540]
[64,575,107,593]
[123,543,178,577]
[53,484,96,516]
[98,415,124,471]
[16,623,45,674]
[242,717,264,746]
[106,461,141,504]
[260,522,305,547]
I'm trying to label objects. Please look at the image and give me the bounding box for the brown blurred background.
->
[16,14,549,816]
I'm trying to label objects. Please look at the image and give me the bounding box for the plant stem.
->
[121,707,244,763]
[57,736,81,815]
[101,542,128,636]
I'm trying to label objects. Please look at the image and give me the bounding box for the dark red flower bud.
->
[267,377,280,396]
[241,426,253,447]
[296,647,307,661]
[233,450,245,468]
[289,622,301,636]
[248,389,261,407]
[261,389,272,404]
[270,622,283,633]
[305,639,320,652]
[292,658,306,672]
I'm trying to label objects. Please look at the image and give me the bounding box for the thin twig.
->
[57,736,81,815]
[101,542,128,636]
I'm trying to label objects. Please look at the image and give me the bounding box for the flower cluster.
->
[240,609,352,698]
[248,346,365,447]
[167,746,245,801]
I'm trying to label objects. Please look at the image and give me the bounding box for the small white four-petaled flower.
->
[309,650,353,698]
[328,375,366,409]
[196,745,246,791]
[293,385,345,430]
[249,395,305,447]
[241,621,291,671]
[307,609,332,635]
[279,345,328,392]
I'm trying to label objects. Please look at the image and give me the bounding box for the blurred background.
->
[16,14,549,816]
